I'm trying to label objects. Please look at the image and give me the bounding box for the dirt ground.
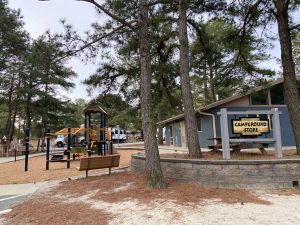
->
[160,149,300,160]
[0,150,138,184]
[2,171,300,225]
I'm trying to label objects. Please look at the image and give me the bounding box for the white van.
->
[54,135,66,147]
[110,127,127,143]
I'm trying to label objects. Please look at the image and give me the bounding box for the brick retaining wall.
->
[131,153,300,189]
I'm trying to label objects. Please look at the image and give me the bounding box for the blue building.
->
[158,78,300,148]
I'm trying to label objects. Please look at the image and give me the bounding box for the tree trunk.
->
[209,62,216,102]
[8,110,17,141]
[177,0,202,158]
[157,111,164,145]
[138,0,165,188]
[275,0,300,154]
[5,73,17,142]
[203,61,209,105]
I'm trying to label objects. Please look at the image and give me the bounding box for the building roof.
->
[84,104,108,114]
[158,76,300,125]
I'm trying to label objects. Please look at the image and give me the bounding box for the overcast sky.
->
[8,0,103,101]
[8,0,299,102]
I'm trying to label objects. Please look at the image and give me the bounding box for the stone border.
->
[131,153,300,189]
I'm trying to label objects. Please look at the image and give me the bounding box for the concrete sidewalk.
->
[0,148,64,164]
[0,181,59,196]
[0,153,46,164]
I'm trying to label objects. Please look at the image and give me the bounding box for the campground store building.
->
[159,77,300,148]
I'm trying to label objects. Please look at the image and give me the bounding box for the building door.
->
[180,121,187,147]
[170,125,174,146]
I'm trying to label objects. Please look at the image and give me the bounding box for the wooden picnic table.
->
[207,136,273,155]
[207,137,223,151]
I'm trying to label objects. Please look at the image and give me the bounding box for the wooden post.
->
[36,138,40,151]
[67,126,71,168]
[103,113,106,155]
[24,128,29,172]
[46,128,50,170]
[272,108,283,158]
[99,112,103,155]
[84,113,87,142]
[220,108,230,159]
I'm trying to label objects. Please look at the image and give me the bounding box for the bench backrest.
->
[78,154,120,171]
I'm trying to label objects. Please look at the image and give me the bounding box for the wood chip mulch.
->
[51,171,270,205]
[0,150,137,184]
[4,197,112,225]
[2,171,271,225]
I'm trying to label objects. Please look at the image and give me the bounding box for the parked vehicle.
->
[54,135,66,147]
[110,127,128,143]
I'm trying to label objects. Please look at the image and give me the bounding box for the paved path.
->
[0,181,58,216]
[0,148,64,164]
[0,153,45,164]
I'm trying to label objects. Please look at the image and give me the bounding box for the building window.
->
[197,117,202,132]
[251,90,268,105]
[271,85,284,105]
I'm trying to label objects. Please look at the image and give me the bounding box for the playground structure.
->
[45,105,114,170]
[83,104,112,156]
[21,104,117,172]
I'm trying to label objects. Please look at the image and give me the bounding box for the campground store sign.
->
[232,117,270,136]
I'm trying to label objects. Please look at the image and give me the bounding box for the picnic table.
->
[207,136,273,155]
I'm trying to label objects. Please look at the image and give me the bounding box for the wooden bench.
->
[76,154,120,177]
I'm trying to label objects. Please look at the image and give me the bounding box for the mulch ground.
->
[4,198,112,225]
[0,150,138,184]
[160,149,300,160]
[52,171,270,205]
[3,171,270,225]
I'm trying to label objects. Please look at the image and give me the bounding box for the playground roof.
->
[84,104,108,115]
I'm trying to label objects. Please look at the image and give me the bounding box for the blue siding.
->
[165,124,170,145]
[173,122,182,147]
[198,115,214,147]
[164,115,214,148]
[209,106,295,147]
[165,122,182,147]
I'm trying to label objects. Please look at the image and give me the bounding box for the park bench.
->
[76,154,120,177]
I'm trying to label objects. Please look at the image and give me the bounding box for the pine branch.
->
[290,23,300,32]
[77,0,136,30]
[52,25,126,63]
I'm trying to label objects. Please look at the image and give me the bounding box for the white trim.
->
[0,209,12,215]
[198,111,217,145]
[0,194,26,202]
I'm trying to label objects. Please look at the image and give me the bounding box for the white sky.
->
[8,0,103,101]
[8,0,299,101]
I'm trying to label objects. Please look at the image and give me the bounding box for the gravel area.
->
[0,150,138,184]
[2,171,300,225]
